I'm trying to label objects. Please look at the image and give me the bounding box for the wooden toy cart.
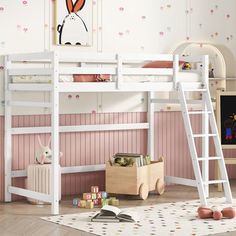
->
[105,157,164,200]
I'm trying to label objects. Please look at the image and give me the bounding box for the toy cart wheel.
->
[139,183,148,200]
[156,178,165,195]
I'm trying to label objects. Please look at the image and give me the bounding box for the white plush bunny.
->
[57,0,89,45]
[35,136,62,165]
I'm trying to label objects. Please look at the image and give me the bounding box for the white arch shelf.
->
[172,42,226,79]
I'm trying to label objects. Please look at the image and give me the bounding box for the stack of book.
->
[91,205,138,222]
[111,153,151,167]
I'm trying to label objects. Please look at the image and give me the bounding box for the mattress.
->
[11,71,201,83]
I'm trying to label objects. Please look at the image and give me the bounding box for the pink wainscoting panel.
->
[0,112,236,201]
[0,116,4,201]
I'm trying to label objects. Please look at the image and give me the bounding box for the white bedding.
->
[12,75,73,83]
[11,71,201,83]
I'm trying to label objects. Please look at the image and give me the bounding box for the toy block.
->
[93,199,99,205]
[83,193,92,200]
[111,199,119,206]
[96,192,102,199]
[102,199,109,207]
[86,200,94,209]
[72,198,79,207]
[98,198,102,205]
[101,191,108,199]
[91,193,97,200]
[91,186,99,193]
[80,200,87,208]
[108,197,116,205]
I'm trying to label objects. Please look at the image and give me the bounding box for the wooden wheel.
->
[156,178,165,195]
[139,183,148,200]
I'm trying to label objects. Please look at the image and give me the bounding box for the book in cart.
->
[91,205,138,223]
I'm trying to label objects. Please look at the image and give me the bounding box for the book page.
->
[101,205,121,216]
[118,210,139,222]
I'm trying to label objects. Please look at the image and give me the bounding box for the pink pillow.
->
[73,74,111,82]
[142,61,184,68]
[73,74,97,82]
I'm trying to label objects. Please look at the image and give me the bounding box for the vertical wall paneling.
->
[1,111,236,201]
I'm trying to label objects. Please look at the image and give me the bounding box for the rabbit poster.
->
[55,0,92,46]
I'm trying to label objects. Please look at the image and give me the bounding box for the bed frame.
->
[4,51,209,214]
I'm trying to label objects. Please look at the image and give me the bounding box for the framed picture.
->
[55,0,92,46]
[216,90,236,149]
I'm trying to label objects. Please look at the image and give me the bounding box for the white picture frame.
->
[55,0,92,46]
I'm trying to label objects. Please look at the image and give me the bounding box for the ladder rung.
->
[198,156,221,161]
[193,134,217,138]
[188,111,212,115]
[183,88,207,92]
[203,180,227,185]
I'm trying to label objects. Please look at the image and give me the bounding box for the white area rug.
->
[41,198,236,236]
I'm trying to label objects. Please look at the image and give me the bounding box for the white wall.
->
[0,0,236,115]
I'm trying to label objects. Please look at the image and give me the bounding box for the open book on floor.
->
[91,205,138,223]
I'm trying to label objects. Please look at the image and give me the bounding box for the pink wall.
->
[0,112,236,201]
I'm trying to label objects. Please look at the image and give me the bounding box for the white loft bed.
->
[4,51,211,215]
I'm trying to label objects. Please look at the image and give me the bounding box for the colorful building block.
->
[108,197,116,205]
[91,186,99,193]
[96,192,102,199]
[91,193,97,200]
[93,199,99,206]
[86,200,94,209]
[98,198,102,205]
[80,200,87,208]
[102,199,109,207]
[101,191,108,199]
[111,199,119,206]
[72,198,79,207]
[83,193,92,200]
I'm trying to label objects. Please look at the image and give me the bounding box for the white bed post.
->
[173,54,179,89]
[148,92,155,160]
[4,56,12,202]
[51,51,60,215]
[202,55,209,197]
[116,54,122,90]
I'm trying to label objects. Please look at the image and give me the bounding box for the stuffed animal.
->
[181,62,191,70]
[35,136,63,164]
[198,206,236,220]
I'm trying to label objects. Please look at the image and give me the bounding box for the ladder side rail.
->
[4,56,12,202]
[178,83,207,206]
[202,91,209,197]
[204,89,233,203]
[201,56,209,197]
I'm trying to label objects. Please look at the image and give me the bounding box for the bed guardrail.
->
[6,52,208,90]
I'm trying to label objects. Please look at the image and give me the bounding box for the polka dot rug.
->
[41,198,236,236]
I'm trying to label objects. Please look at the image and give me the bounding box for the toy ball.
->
[181,62,191,70]
[222,207,236,219]
[213,211,223,220]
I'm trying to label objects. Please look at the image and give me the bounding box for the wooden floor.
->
[1,182,236,236]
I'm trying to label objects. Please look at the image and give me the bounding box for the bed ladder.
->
[178,82,233,206]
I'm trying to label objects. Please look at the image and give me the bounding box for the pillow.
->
[73,74,97,82]
[142,60,184,68]
[73,74,111,82]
